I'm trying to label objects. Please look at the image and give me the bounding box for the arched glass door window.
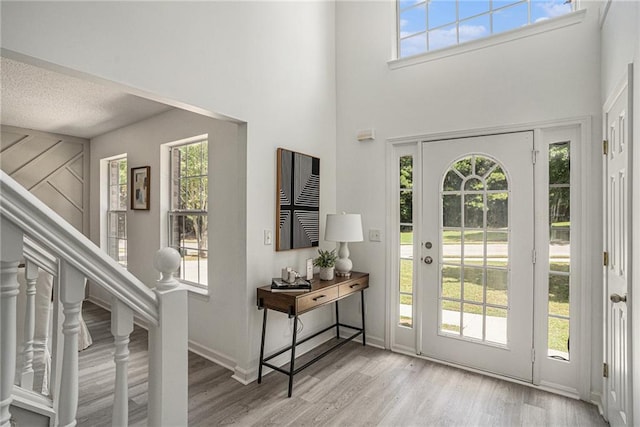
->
[440,155,509,345]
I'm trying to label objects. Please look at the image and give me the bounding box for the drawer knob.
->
[312,295,327,302]
[349,283,360,289]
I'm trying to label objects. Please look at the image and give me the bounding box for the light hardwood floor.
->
[77,302,607,426]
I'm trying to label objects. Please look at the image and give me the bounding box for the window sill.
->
[388,9,586,70]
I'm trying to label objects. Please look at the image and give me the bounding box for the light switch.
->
[369,229,381,242]
[264,229,273,245]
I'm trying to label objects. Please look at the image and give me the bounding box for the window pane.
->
[486,166,507,190]
[443,169,463,191]
[400,294,413,327]
[549,274,570,317]
[464,177,484,191]
[486,269,508,305]
[459,14,490,44]
[443,229,461,263]
[400,156,413,189]
[464,193,484,228]
[400,190,413,223]
[441,300,461,335]
[400,258,413,294]
[549,142,570,184]
[459,0,490,19]
[443,194,462,227]
[487,192,508,228]
[428,0,456,29]
[442,265,461,299]
[493,2,528,34]
[462,303,483,340]
[486,231,508,268]
[463,266,484,303]
[429,23,458,51]
[400,32,427,57]
[548,317,570,358]
[463,230,484,266]
[531,0,572,23]
[400,4,427,37]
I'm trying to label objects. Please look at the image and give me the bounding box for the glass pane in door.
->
[440,154,510,346]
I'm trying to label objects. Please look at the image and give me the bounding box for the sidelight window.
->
[547,142,570,360]
[399,155,415,328]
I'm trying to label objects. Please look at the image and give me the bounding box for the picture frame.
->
[276,148,320,251]
[131,166,150,210]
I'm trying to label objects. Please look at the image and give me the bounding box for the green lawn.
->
[398,246,570,352]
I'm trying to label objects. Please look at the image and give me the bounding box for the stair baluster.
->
[111,299,134,426]
[0,221,24,427]
[57,261,86,427]
[19,260,38,389]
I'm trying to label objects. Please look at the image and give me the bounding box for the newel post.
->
[147,248,188,427]
[0,221,23,427]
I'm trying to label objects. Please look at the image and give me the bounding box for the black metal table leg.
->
[361,290,366,346]
[258,308,268,383]
[288,316,299,397]
[335,300,340,339]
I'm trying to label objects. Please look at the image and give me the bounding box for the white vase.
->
[319,267,334,281]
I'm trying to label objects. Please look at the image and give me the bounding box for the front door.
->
[603,65,633,427]
[421,132,535,381]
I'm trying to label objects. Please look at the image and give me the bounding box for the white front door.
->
[603,66,633,427]
[421,132,535,381]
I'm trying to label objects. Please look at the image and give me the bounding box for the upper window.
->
[398,0,574,58]
[169,139,209,288]
[107,156,128,268]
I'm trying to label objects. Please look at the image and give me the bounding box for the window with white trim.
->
[397,0,575,58]
[107,156,128,267]
[169,139,209,288]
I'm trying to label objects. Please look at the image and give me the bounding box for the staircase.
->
[0,170,189,426]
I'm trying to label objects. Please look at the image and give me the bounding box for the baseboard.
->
[187,340,236,372]
[590,391,604,416]
[236,327,338,385]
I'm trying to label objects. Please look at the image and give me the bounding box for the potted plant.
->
[314,249,337,281]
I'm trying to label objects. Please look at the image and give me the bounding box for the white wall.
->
[1,1,337,378]
[600,0,640,420]
[90,109,247,366]
[335,0,602,397]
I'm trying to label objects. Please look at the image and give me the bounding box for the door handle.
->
[423,256,433,265]
[610,293,627,303]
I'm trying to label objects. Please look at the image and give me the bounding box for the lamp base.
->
[335,271,352,278]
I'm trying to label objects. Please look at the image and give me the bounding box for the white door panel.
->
[604,67,633,427]
[421,132,534,381]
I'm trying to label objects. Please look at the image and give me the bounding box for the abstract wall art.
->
[276,148,320,251]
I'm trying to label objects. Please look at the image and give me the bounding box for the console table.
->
[256,271,369,397]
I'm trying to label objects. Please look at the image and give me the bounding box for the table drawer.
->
[297,287,339,313]
[339,277,369,297]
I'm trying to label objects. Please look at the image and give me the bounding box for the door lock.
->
[425,241,433,249]
[424,256,433,265]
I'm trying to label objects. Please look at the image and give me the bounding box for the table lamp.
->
[324,212,363,277]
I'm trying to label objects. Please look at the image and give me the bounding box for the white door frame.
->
[386,117,593,399]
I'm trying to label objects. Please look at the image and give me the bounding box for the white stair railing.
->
[0,170,188,427]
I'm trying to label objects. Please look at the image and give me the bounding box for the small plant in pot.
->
[314,249,337,281]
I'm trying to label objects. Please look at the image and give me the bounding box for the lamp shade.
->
[325,213,363,242]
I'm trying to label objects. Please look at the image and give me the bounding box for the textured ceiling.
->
[1,57,173,139]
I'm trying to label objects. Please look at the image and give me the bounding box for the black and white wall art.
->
[276,148,320,251]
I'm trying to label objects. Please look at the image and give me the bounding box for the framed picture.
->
[131,166,150,210]
[276,148,320,251]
